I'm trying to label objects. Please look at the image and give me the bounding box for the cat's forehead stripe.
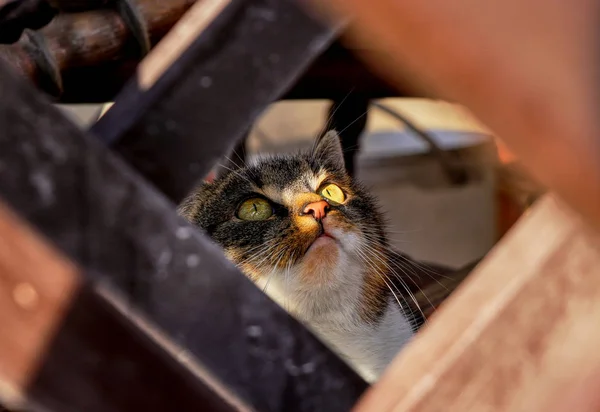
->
[261,180,312,206]
[259,184,285,204]
[255,167,328,206]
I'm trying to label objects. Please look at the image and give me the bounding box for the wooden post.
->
[355,196,600,411]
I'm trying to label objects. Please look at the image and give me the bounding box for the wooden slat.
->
[318,0,600,231]
[0,201,79,409]
[136,0,229,90]
[93,0,341,203]
[354,195,600,411]
[0,200,243,411]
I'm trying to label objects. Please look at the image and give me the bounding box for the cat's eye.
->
[237,198,273,221]
[319,183,345,204]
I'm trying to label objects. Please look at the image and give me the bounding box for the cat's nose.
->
[301,200,330,221]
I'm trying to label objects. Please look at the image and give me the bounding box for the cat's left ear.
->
[314,130,345,171]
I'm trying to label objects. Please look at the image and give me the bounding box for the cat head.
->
[179,131,390,320]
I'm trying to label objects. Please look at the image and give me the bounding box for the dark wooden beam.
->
[0,200,240,411]
[0,42,367,412]
[53,43,417,103]
[92,0,344,203]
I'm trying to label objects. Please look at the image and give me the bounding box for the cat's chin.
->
[300,234,340,278]
[308,234,337,251]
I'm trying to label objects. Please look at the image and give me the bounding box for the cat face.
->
[179,131,389,319]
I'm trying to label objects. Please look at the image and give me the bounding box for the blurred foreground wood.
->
[323,0,600,232]
[0,199,239,411]
[2,0,600,409]
[316,0,600,410]
[355,196,600,411]
[0,201,79,408]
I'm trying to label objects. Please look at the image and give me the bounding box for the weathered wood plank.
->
[0,201,79,409]
[92,0,340,203]
[355,195,600,412]
[0,201,241,412]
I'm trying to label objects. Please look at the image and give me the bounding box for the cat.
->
[179,130,455,382]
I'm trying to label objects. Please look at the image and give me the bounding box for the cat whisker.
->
[364,232,411,244]
[384,228,426,235]
[388,260,437,319]
[393,252,453,282]
[312,88,356,151]
[361,242,427,300]
[263,249,286,293]
[240,247,278,270]
[236,243,268,255]
[353,248,419,326]
[237,239,278,259]
[284,251,296,312]
[360,231,452,285]
[353,247,406,309]
[227,153,262,182]
[235,240,275,262]
[340,144,360,154]
[236,244,279,272]
[356,240,427,324]
[357,252,414,322]
[231,149,249,169]
[335,106,372,137]
[217,162,255,186]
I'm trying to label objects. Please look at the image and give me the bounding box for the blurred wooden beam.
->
[0,200,240,411]
[54,43,419,103]
[92,0,343,203]
[355,195,600,412]
[0,200,79,409]
[320,0,600,231]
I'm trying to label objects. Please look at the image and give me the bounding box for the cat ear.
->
[314,130,345,171]
[177,182,208,221]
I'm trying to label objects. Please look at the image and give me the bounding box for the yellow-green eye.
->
[237,198,273,221]
[319,183,345,204]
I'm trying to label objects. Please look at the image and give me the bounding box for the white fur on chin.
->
[255,228,414,382]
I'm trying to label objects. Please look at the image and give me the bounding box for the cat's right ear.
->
[177,184,208,222]
[314,130,345,171]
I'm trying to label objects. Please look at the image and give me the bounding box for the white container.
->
[356,129,497,268]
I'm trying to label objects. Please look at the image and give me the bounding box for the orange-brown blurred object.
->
[318,0,600,231]
[496,142,546,238]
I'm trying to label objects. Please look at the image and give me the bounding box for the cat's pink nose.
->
[302,200,329,220]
